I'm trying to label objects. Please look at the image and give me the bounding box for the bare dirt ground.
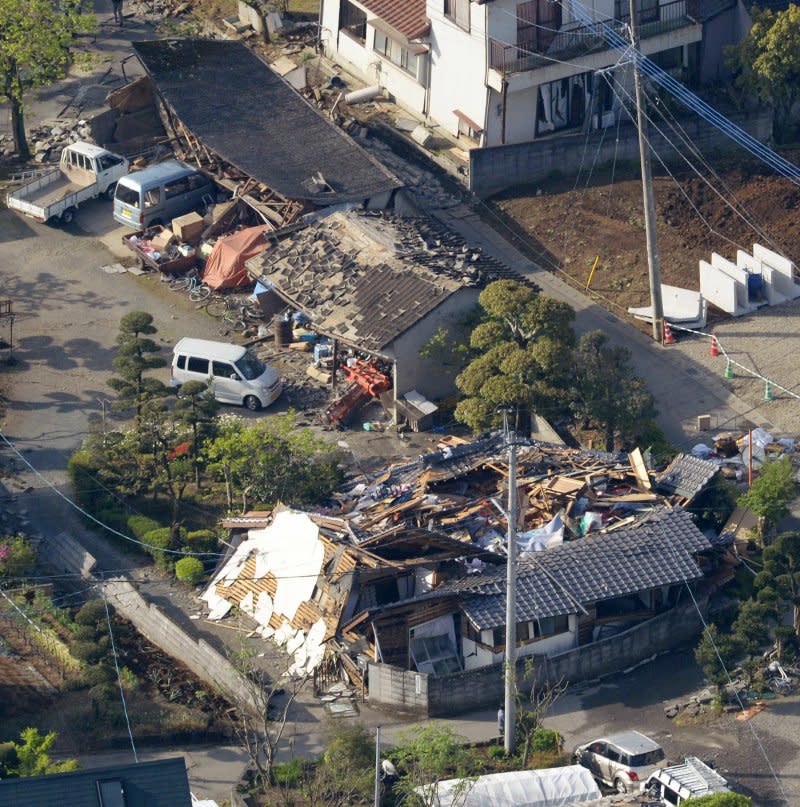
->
[493,152,800,317]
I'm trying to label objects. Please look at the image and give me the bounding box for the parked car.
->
[643,756,730,804]
[7,142,129,225]
[113,159,216,228]
[170,338,281,411]
[573,730,666,793]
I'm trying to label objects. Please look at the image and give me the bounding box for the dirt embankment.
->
[494,153,800,315]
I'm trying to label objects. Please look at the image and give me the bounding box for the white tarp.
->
[426,766,601,807]
[518,513,565,554]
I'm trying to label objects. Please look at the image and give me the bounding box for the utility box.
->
[171,212,205,245]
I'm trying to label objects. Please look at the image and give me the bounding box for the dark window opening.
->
[444,0,470,31]
[340,0,367,43]
[372,578,400,605]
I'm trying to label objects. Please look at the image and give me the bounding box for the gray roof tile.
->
[452,508,710,629]
[655,453,718,501]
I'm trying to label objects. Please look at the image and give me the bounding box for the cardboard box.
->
[171,212,205,245]
[151,227,176,251]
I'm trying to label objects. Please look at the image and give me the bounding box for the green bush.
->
[684,794,752,806]
[530,727,562,753]
[88,683,116,703]
[175,557,205,585]
[67,450,103,509]
[184,529,218,553]
[73,624,98,641]
[75,599,107,627]
[95,507,129,534]
[83,664,114,687]
[487,745,506,761]
[70,640,106,665]
[272,758,310,787]
[127,514,161,540]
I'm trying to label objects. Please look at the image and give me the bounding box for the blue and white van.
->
[113,160,216,228]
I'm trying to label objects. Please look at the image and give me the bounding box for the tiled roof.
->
[655,453,718,501]
[449,508,711,629]
[133,39,400,205]
[249,211,509,352]
[359,0,429,39]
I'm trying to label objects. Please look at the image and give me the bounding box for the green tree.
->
[755,531,800,637]
[728,4,800,141]
[572,330,656,451]
[107,312,169,425]
[739,456,796,542]
[306,722,375,807]
[694,624,742,694]
[174,380,219,486]
[0,0,95,159]
[730,598,772,656]
[684,794,752,806]
[0,534,36,577]
[391,724,477,807]
[454,280,576,433]
[175,556,205,585]
[6,728,78,777]
[205,413,342,512]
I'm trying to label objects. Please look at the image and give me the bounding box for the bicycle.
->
[205,292,261,321]
[217,305,248,335]
[168,270,211,302]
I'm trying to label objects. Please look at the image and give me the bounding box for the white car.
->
[573,730,667,793]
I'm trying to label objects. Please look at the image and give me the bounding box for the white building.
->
[320,0,746,147]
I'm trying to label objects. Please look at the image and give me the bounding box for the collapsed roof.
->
[246,209,527,352]
[132,39,401,205]
[205,438,719,680]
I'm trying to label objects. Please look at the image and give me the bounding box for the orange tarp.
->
[202,225,271,290]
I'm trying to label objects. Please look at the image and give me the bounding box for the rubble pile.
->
[333,436,717,553]
[5,120,93,163]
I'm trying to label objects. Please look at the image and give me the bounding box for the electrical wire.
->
[0,428,225,559]
[102,586,139,763]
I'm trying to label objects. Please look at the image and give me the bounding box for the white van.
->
[170,338,281,411]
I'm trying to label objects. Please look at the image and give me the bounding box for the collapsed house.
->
[204,436,731,711]
[246,209,526,407]
[131,38,402,227]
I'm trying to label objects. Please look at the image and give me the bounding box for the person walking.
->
[112,0,124,26]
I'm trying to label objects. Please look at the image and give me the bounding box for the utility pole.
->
[629,0,664,343]
[374,724,381,807]
[503,412,518,756]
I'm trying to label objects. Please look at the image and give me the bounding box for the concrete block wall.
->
[372,602,705,716]
[469,109,772,197]
[367,663,429,714]
[41,532,257,711]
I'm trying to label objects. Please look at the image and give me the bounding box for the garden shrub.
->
[127,514,161,540]
[95,507,129,534]
[272,758,310,788]
[83,665,114,687]
[73,625,98,641]
[70,640,106,665]
[183,529,218,553]
[175,557,205,585]
[143,527,176,568]
[531,727,562,753]
[88,683,116,704]
[75,599,107,627]
[67,450,103,509]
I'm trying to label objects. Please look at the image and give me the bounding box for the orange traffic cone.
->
[710,333,719,357]
[663,321,676,345]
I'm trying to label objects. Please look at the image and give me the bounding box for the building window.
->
[517,0,561,53]
[465,621,482,644]
[492,626,504,647]
[516,621,532,642]
[340,0,367,43]
[374,30,391,56]
[615,0,658,23]
[400,48,419,76]
[444,0,470,31]
[533,614,569,638]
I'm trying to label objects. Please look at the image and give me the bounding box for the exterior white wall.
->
[386,286,480,400]
[463,615,578,671]
[320,0,427,114]
[426,0,490,139]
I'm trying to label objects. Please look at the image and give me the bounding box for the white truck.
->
[7,142,129,226]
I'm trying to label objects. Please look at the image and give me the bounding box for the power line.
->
[102,586,139,764]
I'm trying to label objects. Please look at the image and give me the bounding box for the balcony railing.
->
[489,0,699,74]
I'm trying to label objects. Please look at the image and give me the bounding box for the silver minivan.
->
[113,160,216,228]
[170,338,282,411]
[574,731,666,793]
